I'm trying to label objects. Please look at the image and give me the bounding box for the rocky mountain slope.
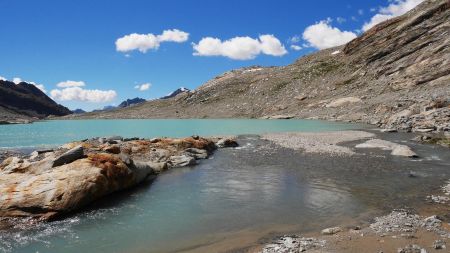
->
[68,0,450,132]
[0,80,71,123]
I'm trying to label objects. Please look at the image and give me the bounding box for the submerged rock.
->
[0,136,218,220]
[321,226,342,235]
[355,139,418,157]
[216,138,239,148]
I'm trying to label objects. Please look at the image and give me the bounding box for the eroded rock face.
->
[0,136,218,220]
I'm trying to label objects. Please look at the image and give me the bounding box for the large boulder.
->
[0,136,216,220]
[0,153,151,220]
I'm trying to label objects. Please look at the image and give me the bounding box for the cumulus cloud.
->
[134,83,151,91]
[56,80,86,88]
[51,87,116,103]
[116,29,189,53]
[302,20,357,50]
[362,0,424,31]
[290,45,302,51]
[192,34,287,60]
[0,76,6,81]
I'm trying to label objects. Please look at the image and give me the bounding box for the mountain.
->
[160,87,190,99]
[67,0,450,132]
[72,109,86,114]
[0,80,72,123]
[118,97,146,108]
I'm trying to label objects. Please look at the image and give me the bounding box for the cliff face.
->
[0,80,71,122]
[69,0,450,132]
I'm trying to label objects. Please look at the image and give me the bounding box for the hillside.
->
[0,80,71,123]
[67,0,450,132]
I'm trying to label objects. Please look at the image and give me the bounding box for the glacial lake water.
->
[1,120,450,253]
[0,119,362,149]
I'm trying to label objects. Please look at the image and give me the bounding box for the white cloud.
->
[362,0,424,31]
[302,20,357,50]
[12,77,22,84]
[51,84,117,103]
[358,9,364,15]
[56,80,86,88]
[134,83,151,91]
[192,34,287,60]
[290,45,302,51]
[116,29,189,53]
[0,76,6,81]
[157,29,189,42]
[289,35,301,44]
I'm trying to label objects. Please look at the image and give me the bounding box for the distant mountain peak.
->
[161,87,190,99]
[0,80,72,121]
[118,97,146,108]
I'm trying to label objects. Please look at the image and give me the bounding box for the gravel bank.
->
[261,131,375,156]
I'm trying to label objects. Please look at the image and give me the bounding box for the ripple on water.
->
[0,208,119,253]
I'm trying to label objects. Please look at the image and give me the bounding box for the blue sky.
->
[0,0,423,111]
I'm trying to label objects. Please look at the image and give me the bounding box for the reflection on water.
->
[1,134,450,253]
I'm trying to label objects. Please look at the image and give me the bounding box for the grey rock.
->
[216,139,239,148]
[169,155,196,167]
[433,239,446,250]
[184,148,208,159]
[321,226,342,235]
[52,145,84,167]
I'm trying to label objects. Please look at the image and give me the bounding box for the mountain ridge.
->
[0,80,72,123]
[66,0,449,132]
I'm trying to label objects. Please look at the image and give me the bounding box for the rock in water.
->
[216,138,239,148]
[169,155,196,167]
[321,227,342,235]
[0,136,216,220]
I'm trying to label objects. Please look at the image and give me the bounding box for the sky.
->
[0,0,424,111]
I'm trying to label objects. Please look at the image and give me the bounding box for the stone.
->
[0,136,215,220]
[295,95,307,101]
[391,145,418,158]
[321,226,342,235]
[356,139,418,157]
[326,97,361,108]
[433,239,446,250]
[102,145,121,154]
[264,114,295,119]
[216,138,239,148]
[184,148,208,159]
[0,154,150,219]
[397,244,426,253]
[169,155,196,167]
[52,145,85,167]
[381,128,398,133]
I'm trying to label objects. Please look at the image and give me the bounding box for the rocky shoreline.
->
[0,135,237,220]
[259,180,450,253]
[255,131,450,253]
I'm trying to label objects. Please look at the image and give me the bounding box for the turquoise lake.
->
[1,120,449,253]
[0,119,363,149]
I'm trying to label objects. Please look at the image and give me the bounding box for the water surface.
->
[1,120,449,253]
[0,119,362,149]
